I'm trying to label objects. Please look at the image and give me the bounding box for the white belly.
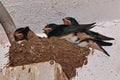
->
[77,42,89,48]
[60,33,78,43]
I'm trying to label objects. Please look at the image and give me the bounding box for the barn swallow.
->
[43,23,81,43]
[63,17,96,29]
[63,17,114,41]
[14,26,42,42]
[14,26,31,42]
[43,20,96,37]
[79,38,112,56]
[43,23,71,37]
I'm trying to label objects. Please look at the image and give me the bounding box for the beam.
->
[0,1,16,44]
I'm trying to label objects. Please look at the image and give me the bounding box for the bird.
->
[14,26,31,42]
[43,19,96,41]
[63,17,114,41]
[43,23,81,43]
[63,17,96,30]
[14,26,42,42]
[44,17,96,37]
[43,24,69,37]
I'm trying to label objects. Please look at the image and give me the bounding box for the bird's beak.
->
[42,29,46,33]
[14,33,24,40]
[43,28,52,34]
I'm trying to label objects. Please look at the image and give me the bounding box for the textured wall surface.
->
[0,0,120,33]
[0,0,120,80]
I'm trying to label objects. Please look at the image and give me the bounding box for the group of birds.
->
[14,17,114,56]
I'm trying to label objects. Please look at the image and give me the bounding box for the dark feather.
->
[80,38,113,46]
[99,46,110,56]
[85,30,115,40]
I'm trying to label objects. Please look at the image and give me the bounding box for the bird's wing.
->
[80,38,113,46]
[79,22,96,29]
[85,30,114,40]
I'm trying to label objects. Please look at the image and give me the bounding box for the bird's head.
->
[62,17,79,26]
[43,23,58,34]
[14,26,31,42]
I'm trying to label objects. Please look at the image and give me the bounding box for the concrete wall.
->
[0,61,68,80]
[0,0,120,80]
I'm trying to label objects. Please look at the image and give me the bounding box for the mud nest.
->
[8,31,90,79]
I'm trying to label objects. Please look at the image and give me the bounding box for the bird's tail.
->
[99,46,110,56]
[86,22,96,29]
[79,22,96,29]
[88,31,115,40]
[94,40,113,46]
[80,38,113,46]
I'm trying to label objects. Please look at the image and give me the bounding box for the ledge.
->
[0,61,68,80]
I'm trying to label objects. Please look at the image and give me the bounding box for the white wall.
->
[1,0,120,33]
[0,0,120,80]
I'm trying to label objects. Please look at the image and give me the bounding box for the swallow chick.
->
[63,17,114,41]
[79,38,112,56]
[63,17,96,30]
[43,23,79,43]
[14,26,31,42]
[43,19,96,39]
[43,23,72,37]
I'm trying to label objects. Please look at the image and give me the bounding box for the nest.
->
[8,31,90,79]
